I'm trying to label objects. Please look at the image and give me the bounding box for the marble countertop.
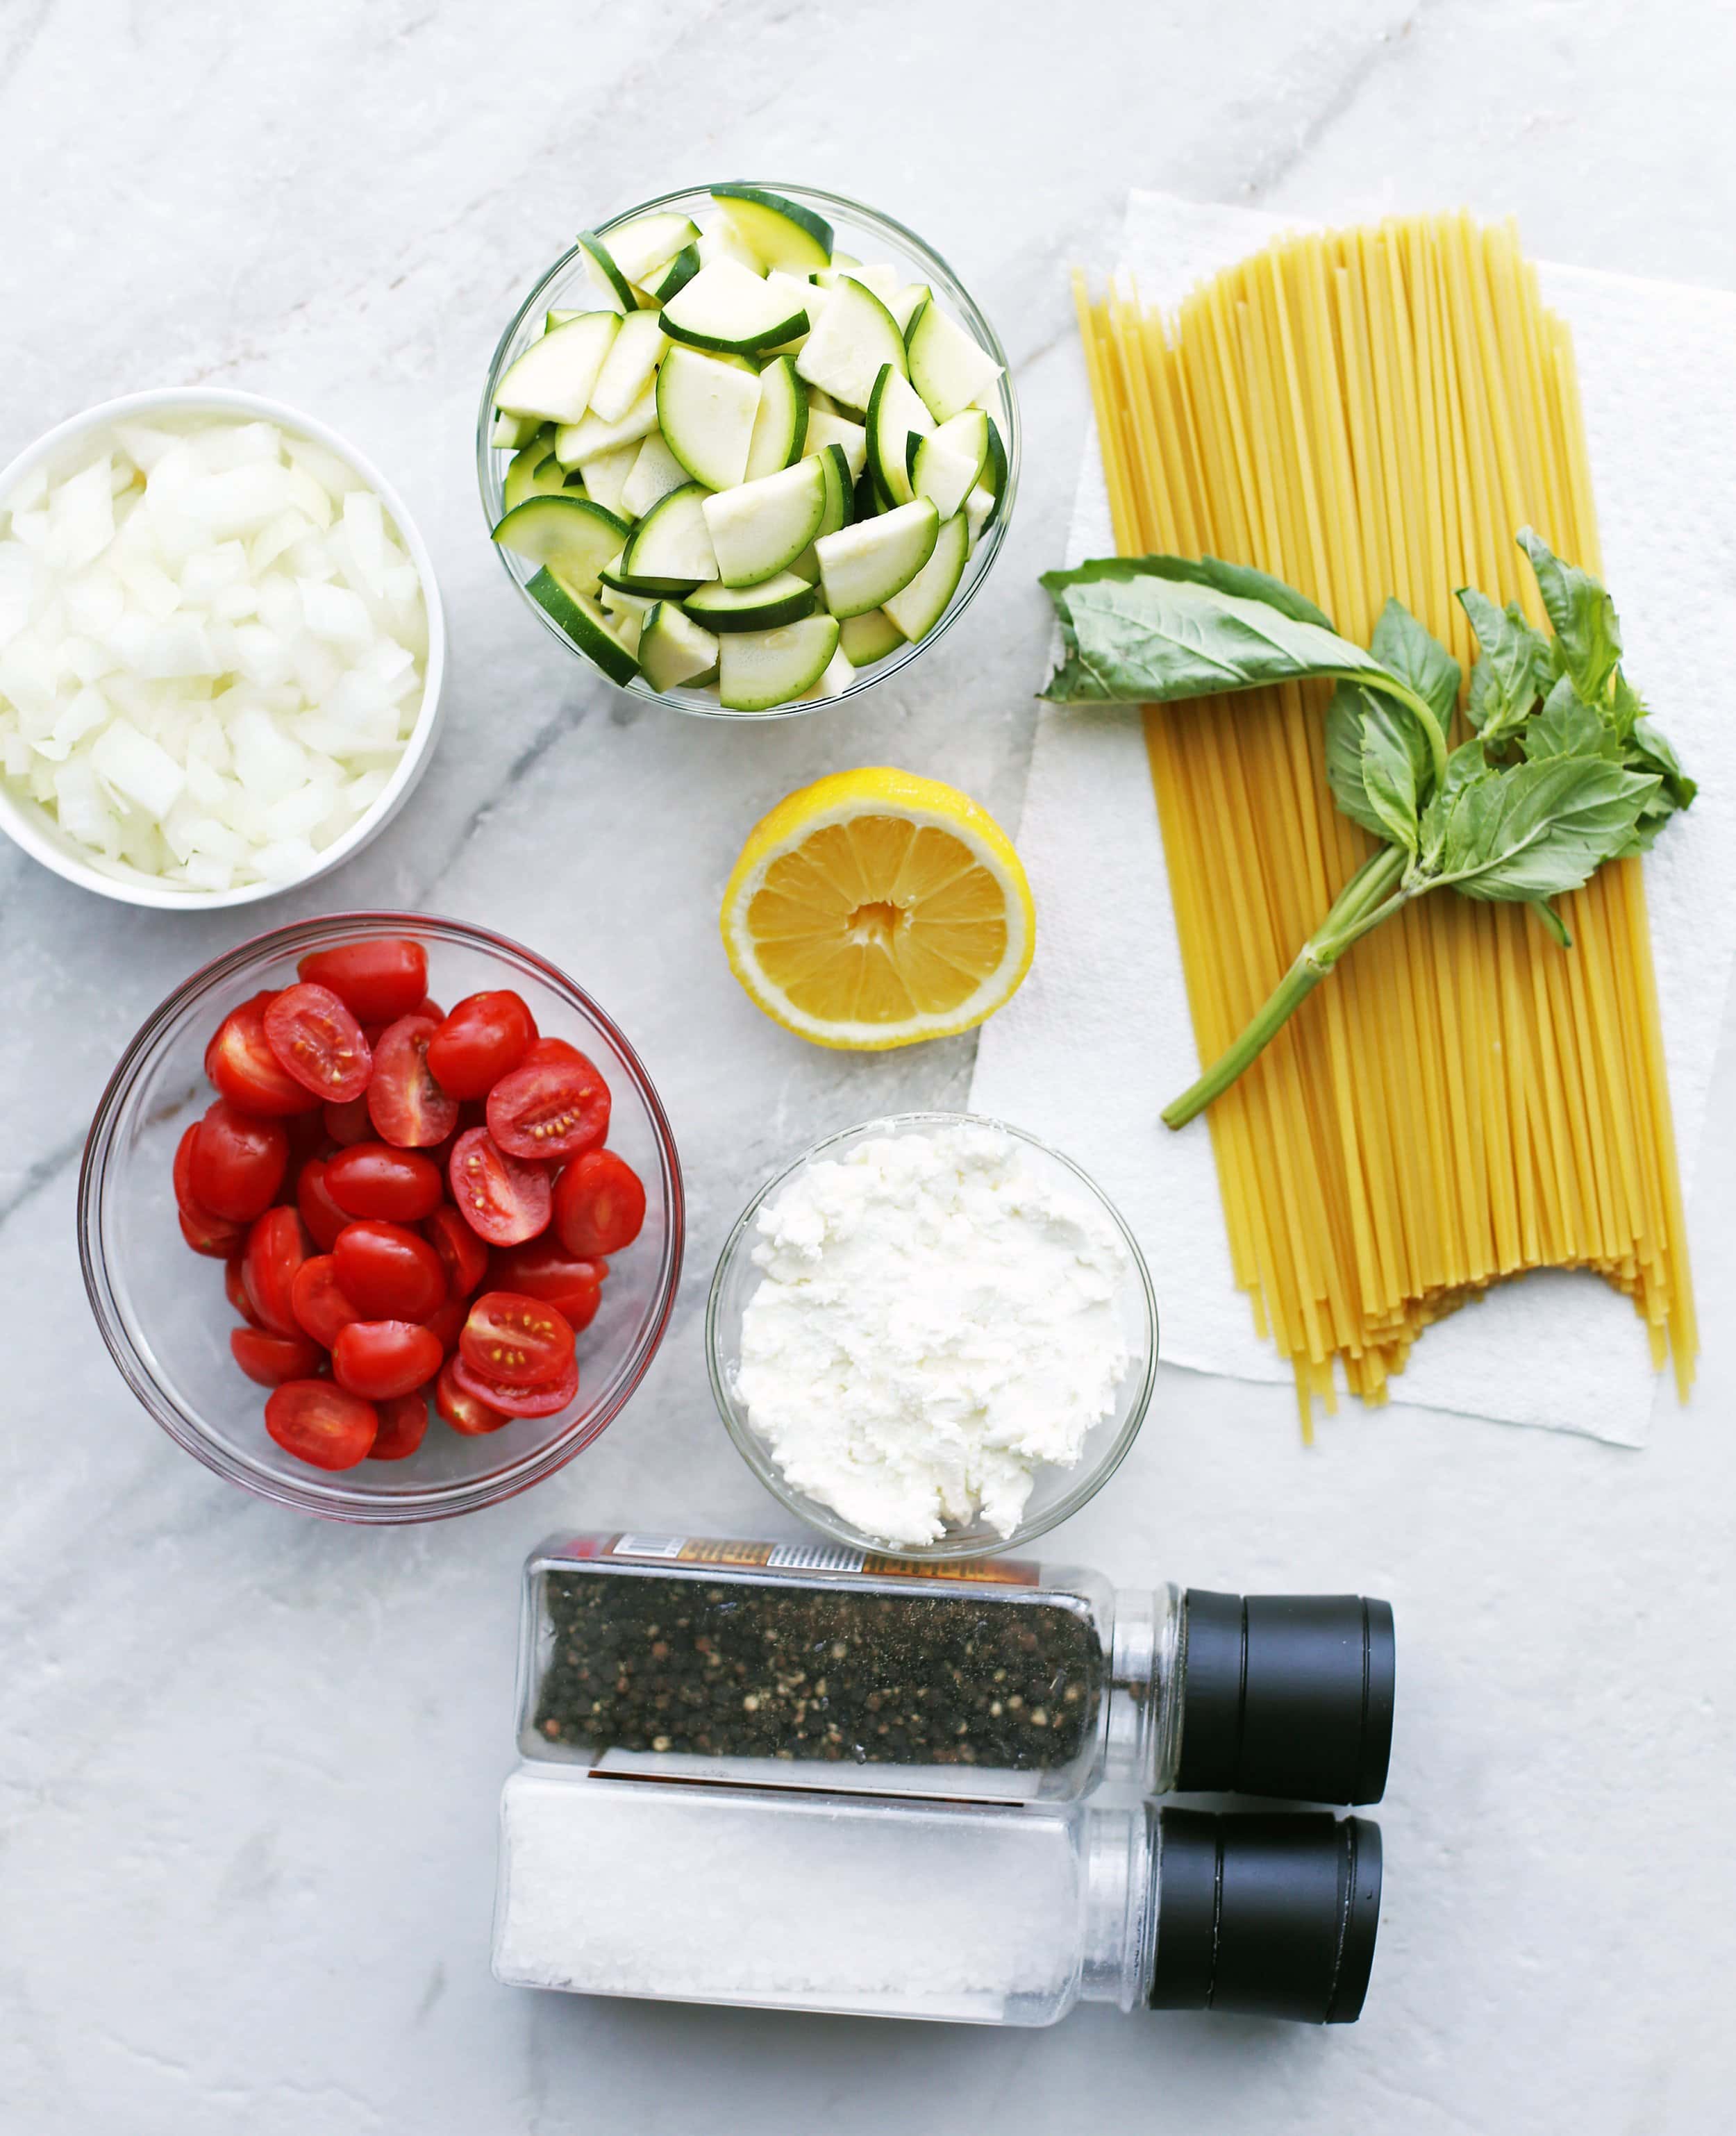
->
[4,3,1735,2130]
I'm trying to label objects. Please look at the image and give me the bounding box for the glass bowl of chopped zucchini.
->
[477,183,1017,719]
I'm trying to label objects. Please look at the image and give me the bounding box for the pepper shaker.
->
[517,1533,1394,1806]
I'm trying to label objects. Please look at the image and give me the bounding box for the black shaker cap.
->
[1176,1590,1395,1805]
[1149,1808,1382,2024]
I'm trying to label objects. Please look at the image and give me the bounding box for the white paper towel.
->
[970,192,1736,1444]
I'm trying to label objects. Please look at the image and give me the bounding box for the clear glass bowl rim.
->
[705,1109,1160,1560]
[475,180,1021,723]
[78,910,685,1524]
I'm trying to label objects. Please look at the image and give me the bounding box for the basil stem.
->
[1043,539,1692,1130]
[1162,845,1410,1128]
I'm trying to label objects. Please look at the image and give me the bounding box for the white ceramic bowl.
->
[0,386,446,910]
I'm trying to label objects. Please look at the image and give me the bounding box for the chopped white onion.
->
[0,415,427,890]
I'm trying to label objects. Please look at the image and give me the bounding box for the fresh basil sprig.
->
[1040,529,1693,1126]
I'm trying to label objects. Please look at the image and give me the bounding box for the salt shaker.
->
[493,1771,1383,2027]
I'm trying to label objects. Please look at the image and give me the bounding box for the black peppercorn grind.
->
[533,1570,1103,1773]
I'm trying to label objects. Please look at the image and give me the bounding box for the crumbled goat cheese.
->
[735,1124,1133,1546]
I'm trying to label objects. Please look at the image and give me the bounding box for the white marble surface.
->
[3,3,1735,2130]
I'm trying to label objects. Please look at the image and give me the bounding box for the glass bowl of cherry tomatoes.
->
[78,912,684,1521]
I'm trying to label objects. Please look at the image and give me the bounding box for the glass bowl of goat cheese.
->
[0,387,444,908]
[706,1112,1158,1560]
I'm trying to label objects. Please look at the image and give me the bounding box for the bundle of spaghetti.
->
[1074,212,1696,1429]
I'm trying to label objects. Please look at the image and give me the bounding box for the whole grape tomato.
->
[425,990,537,1099]
[332,1319,444,1402]
[324,1142,444,1222]
[331,1219,446,1321]
[553,1149,646,1258]
[297,938,428,1025]
[190,1100,288,1223]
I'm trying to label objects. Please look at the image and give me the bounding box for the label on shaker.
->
[560,1533,1038,1585]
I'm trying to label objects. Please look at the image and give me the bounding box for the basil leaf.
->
[1524,676,1617,762]
[1324,684,1387,840]
[1041,552,1337,633]
[1458,587,1548,734]
[1610,671,1647,742]
[1517,528,1622,701]
[1619,719,1698,851]
[1327,681,1432,847]
[1418,739,1487,871]
[1437,756,1660,903]
[1360,708,1423,855]
[1040,571,1394,706]
[1628,718,1696,810]
[1371,599,1460,726]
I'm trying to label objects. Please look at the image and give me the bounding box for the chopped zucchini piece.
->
[696,212,763,274]
[638,601,721,690]
[814,500,939,619]
[621,481,719,585]
[803,645,858,699]
[806,408,867,483]
[656,347,761,492]
[838,607,906,664]
[619,430,692,521]
[492,494,631,596]
[574,439,640,517]
[880,509,969,640]
[588,311,668,425]
[866,364,935,507]
[526,565,642,685]
[502,426,560,510]
[743,354,810,480]
[912,410,988,522]
[603,211,701,287]
[762,270,817,352]
[555,376,660,465]
[599,585,652,656]
[702,458,827,589]
[717,613,840,712]
[889,283,932,334]
[661,258,809,356]
[963,484,996,551]
[640,244,701,306]
[683,571,819,632]
[796,276,908,414]
[491,408,542,450]
[576,230,640,313]
[709,185,833,273]
[814,443,853,539]
[495,312,621,425]
[905,302,1003,424]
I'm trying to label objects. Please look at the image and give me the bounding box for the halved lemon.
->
[720,767,1035,1050]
